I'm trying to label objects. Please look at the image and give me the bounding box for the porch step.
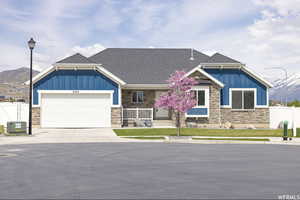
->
[152,120,174,128]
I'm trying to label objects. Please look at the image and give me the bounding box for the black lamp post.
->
[28,38,36,135]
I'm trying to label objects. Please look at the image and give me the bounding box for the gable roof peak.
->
[205,52,241,64]
[56,53,95,64]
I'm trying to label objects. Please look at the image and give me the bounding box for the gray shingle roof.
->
[56,53,95,64]
[205,53,241,63]
[88,48,210,84]
[54,49,242,84]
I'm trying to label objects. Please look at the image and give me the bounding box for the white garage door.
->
[41,93,111,128]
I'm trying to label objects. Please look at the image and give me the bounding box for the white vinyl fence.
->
[0,102,28,127]
[270,106,300,135]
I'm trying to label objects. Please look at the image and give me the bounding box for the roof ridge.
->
[56,53,96,64]
[205,52,241,63]
[88,48,210,60]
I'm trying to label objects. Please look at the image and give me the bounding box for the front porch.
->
[122,107,174,127]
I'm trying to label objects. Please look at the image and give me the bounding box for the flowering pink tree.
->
[155,70,198,136]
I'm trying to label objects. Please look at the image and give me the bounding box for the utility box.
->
[7,121,27,134]
[283,120,288,141]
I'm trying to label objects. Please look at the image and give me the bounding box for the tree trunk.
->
[177,111,181,136]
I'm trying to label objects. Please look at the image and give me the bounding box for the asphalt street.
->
[0,143,299,199]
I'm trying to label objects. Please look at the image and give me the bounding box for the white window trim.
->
[229,88,257,110]
[186,86,210,117]
[35,90,116,107]
[191,86,209,108]
[185,66,224,88]
[131,91,144,104]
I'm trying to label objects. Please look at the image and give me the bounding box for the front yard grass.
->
[124,136,165,140]
[114,128,291,137]
[0,125,4,134]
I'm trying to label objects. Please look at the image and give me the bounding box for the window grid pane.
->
[137,91,144,103]
[244,91,254,109]
[132,91,137,103]
[232,91,243,109]
[197,90,205,106]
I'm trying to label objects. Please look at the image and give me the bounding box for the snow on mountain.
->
[269,72,300,101]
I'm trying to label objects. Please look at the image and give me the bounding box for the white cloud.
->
[69,44,106,57]
[0,0,299,79]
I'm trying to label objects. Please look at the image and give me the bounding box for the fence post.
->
[136,107,139,119]
[293,106,297,137]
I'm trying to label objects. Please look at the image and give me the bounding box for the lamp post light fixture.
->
[27,38,36,135]
[264,67,288,106]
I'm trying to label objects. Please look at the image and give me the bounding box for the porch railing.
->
[122,108,153,120]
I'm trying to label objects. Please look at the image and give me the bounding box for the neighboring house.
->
[28,48,272,128]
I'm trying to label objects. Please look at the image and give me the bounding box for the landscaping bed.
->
[114,128,291,137]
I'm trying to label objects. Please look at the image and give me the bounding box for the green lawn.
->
[114,128,292,137]
[0,125,4,134]
[124,136,165,140]
[193,138,270,141]
[4,133,29,136]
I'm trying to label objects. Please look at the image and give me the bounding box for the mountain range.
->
[0,67,39,100]
[0,67,39,84]
[268,72,300,102]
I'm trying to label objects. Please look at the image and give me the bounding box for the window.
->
[193,90,206,106]
[231,90,255,110]
[132,91,144,103]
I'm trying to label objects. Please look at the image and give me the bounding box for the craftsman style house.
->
[29,48,272,128]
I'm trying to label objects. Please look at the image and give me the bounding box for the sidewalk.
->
[1,129,300,145]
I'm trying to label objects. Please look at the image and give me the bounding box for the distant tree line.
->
[287,100,300,107]
[270,100,300,107]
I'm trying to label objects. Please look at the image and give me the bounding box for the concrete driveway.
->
[0,143,300,199]
[0,128,132,145]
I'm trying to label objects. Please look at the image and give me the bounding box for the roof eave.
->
[24,63,126,86]
[200,63,242,66]
[185,65,225,88]
[200,64,273,88]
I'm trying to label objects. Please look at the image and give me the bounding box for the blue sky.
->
[0,0,299,78]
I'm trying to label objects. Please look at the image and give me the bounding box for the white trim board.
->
[185,66,224,88]
[200,65,273,88]
[123,84,169,89]
[35,90,116,107]
[25,64,126,86]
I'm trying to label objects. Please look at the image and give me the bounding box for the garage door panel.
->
[41,93,111,128]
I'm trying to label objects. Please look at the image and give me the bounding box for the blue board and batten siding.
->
[33,70,119,105]
[187,108,208,115]
[204,69,268,106]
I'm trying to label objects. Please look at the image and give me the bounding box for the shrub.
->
[0,125,4,134]
[297,128,300,137]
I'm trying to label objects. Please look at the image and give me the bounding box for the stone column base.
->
[111,107,122,128]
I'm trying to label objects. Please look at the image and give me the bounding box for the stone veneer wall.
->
[220,108,269,128]
[32,107,40,127]
[122,89,159,108]
[111,107,122,128]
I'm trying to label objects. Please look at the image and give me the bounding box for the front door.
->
[154,91,170,120]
